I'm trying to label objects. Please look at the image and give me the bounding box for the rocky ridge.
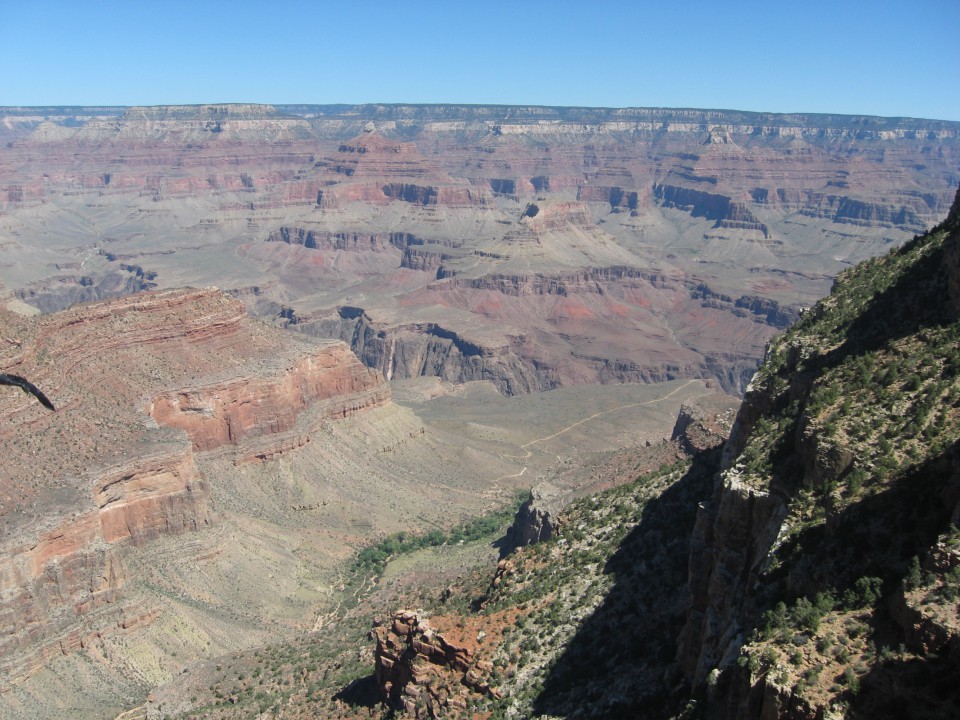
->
[677,187,960,717]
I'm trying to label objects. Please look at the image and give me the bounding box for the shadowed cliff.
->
[676,187,960,719]
[531,448,720,718]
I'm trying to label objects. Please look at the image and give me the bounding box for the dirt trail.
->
[502,379,700,462]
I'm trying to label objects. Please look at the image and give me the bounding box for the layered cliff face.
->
[293,263,793,396]
[2,104,958,402]
[0,449,211,684]
[0,287,391,693]
[678,187,960,717]
[298,309,564,395]
[149,346,389,451]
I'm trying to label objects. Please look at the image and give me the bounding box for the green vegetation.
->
[758,575,885,645]
[734,215,960,551]
[742,217,960,487]
[726,208,960,715]
[353,489,528,575]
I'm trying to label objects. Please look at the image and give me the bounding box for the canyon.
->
[0,284,709,717]
[0,103,958,718]
[2,104,958,397]
[341,187,960,720]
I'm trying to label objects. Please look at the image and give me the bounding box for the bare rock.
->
[671,396,739,456]
[149,343,389,451]
[374,610,495,718]
[502,482,565,554]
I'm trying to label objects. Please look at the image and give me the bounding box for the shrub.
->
[841,667,860,694]
[904,557,922,590]
[792,597,823,633]
[842,576,883,609]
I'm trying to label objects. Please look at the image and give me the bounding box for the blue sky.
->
[2,1,958,120]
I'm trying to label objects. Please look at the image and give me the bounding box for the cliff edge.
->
[679,185,960,718]
[0,288,390,689]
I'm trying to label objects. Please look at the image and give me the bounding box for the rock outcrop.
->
[400,247,450,275]
[501,482,565,553]
[149,346,389,451]
[266,227,402,253]
[374,610,497,718]
[671,398,738,456]
[889,541,960,657]
[655,184,764,228]
[300,310,563,395]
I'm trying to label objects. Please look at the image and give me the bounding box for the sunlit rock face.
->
[2,104,958,397]
[0,286,391,686]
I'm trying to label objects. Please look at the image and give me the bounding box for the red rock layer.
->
[0,448,209,682]
[0,286,391,684]
[149,346,390,451]
[94,451,212,544]
[375,610,499,717]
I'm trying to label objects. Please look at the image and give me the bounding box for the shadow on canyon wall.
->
[531,449,720,719]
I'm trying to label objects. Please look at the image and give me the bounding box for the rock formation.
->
[0,287,391,689]
[2,104,957,400]
[501,482,565,553]
[149,346,388,451]
[671,397,739,456]
[374,610,498,718]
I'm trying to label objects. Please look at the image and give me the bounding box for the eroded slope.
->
[0,288,391,715]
